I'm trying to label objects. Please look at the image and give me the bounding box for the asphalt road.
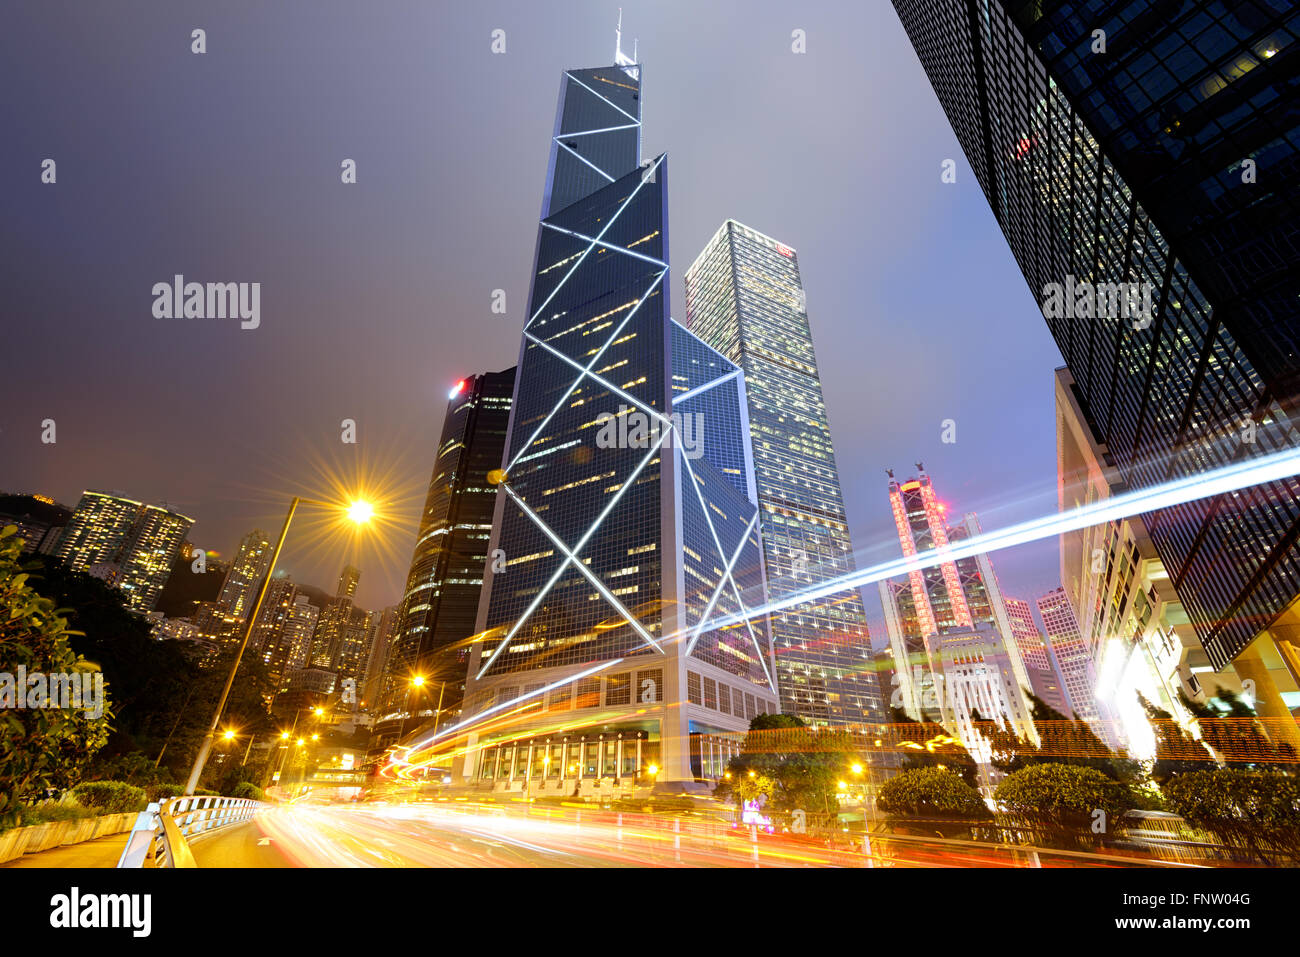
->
[186,803,873,867]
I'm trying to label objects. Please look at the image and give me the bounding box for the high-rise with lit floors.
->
[55,490,193,613]
[374,368,515,754]
[1037,587,1108,741]
[1055,365,1300,755]
[336,565,360,601]
[1004,595,1070,716]
[684,220,886,728]
[460,34,776,789]
[217,529,272,618]
[890,0,1300,674]
[878,469,1035,735]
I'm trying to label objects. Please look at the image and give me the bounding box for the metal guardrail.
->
[116,796,266,868]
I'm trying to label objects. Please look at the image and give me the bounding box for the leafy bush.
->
[1163,770,1300,864]
[70,780,147,814]
[2,801,97,832]
[877,767,991,819]
[230,782,265,802]
[0,526,112,827]
[145,783,187,803]
[994,762,1132,830]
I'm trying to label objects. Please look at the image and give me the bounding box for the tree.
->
[1139,695,1212,785]
[1018,693,1144,783]
[889,708,979,785]
[1163,769,1300,865]
[1179,687,1296,770]
[713,714,851,830]
[877,767,991,819]
[994,763,1133,827]
[23,554,278,787]
[0,526,112,826]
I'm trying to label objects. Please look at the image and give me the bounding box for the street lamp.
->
[850,760,877,867]
[184,495,374,795]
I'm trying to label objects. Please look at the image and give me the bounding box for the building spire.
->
[615,8,637,68]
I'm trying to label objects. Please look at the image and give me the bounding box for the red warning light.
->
[449,380,466,399]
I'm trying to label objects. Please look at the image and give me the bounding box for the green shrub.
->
[230,782,265,802]
[1,801,97,832]
[70,780,147,813]
[877,767,991,819]
[145,783,187,803]
[994,762,1132,830]
[0,526,112,827]
[1163,769,1300,864]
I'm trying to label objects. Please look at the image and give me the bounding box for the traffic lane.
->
[254,805,642,867]
[188,816,296,868]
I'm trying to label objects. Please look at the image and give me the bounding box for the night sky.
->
[2,1,1066,642]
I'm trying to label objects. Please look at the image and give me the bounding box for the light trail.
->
[386,445,1300,770]
[698,445,1300,632]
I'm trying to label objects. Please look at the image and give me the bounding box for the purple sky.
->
[2,1,1067,643]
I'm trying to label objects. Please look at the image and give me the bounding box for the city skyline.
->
[3,0,1068,627]
[2,1,1298,886]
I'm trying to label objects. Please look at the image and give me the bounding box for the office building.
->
[890,0,1300,672]
[1037,587,1112,744]
[378,368,516,752]
[1004,595,1070,715]
[878,468,1036,736]
[1056,365,1300,754]
[459,34,777,790]
[684,220,886,728]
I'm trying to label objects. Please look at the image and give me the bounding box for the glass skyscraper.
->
[891,0,1300,670]
[461,45,777,788]
[374,368,515,754]
[684,220,886,728]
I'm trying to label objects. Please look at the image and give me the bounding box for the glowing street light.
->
[184,493,377,795]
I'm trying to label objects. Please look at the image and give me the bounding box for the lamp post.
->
[185,495,373,795]
[271,705,326,790]
[851,760,877,868]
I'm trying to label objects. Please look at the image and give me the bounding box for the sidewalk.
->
[0,832,151,868]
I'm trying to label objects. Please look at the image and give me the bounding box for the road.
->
[188,803,883,867]
[184,802,1179,868]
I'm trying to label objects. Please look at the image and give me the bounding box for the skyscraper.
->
[55,490,193,612]
[277,594,321,683]
[335,565,360,601]
[684,220,886,728]
[217,529,273,618]
[1004,595,1071,717]
[878,469,1035,734]
[1037,586,1108,740]
[1055,364,1300,754]
[459,35,776,788]
[380,367,515,750]
[890,0,1300,672]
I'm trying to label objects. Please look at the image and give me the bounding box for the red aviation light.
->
[449,379,467,400]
